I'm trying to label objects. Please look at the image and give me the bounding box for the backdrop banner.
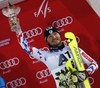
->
[0,0,100,88]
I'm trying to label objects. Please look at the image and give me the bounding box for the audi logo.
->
[88,77,94,85]
[36,68,51,79]
[52,16,73,28]
[23,27,42,39]
[75,36,80,44]
[0,57,19,70]
[6,77,26,88]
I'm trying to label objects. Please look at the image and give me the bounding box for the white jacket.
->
[17,30,98,88]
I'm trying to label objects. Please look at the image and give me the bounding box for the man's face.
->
[47,32,62,46]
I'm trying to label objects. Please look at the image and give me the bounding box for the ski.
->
[65,32,91,88]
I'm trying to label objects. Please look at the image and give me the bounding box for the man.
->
[9,19,98,88]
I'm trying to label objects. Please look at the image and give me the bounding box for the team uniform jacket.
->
[17,30,98,88]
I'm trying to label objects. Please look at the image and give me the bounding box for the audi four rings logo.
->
[36,68,51,79]
[23,27,42,39]
[0,57,19,70]
[52,16,73,28]
[6,77,26,88]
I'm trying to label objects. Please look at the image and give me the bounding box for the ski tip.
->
[64,32,74,38]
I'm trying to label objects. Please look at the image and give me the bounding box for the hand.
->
[9,18,21,34]
[9,17,19,26]
[77,70,89,82]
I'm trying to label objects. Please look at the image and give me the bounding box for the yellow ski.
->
[65,32,91,88]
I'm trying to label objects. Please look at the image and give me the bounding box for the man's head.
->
[44,26,62,47]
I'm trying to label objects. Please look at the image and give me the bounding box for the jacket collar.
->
[48,43,65,52]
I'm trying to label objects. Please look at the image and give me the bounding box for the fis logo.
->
[34,0,51,18]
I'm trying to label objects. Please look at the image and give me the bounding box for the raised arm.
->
[9,18,47,62]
